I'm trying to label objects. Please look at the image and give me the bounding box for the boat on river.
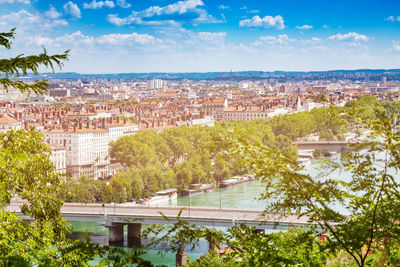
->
[138,189,177,205]
[180,183,215,196]
[218,175,254,188]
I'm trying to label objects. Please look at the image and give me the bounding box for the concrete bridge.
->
[295,141,351,152]
[6,202,312,245]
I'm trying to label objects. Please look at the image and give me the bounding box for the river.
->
[70,180,269,266]
[70,160,343,266]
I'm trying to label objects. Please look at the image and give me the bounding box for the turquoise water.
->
[71,221,206,266]
[160,180,267,210]
[71,159,345,266]
[70,180,268,266]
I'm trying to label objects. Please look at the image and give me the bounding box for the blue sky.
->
[0,0,400,73]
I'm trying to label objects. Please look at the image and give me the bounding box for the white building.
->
[49,144,66,174]
[147,79,166,90]
[43,121,139,180]
[105,121,139,142]
[187,116,215,127]
[44,127,110,179]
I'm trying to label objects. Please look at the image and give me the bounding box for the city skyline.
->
[1,0,400,73]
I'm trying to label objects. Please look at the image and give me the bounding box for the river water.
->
[70,160,345,266]
[70,180,267,266]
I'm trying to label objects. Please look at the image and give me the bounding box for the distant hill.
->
[16,69,400,81]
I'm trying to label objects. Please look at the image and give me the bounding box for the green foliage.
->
[240,105,400,266]
[313,149,329,158]
[0,28,69,95]
[0,28,153,266]
[66,103,356,203]
[216,225,328,266]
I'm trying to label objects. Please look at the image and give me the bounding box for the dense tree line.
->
[66,103,352,203]
[146,96,400,266]
[68,95,400,204]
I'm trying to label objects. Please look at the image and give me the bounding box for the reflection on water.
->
[70,180,268,266]
[161,180,267,210]
[70,221,204,266]
[71,159,349,266]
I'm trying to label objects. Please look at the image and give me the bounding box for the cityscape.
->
[1,0,400,266]
[1,74,398,181]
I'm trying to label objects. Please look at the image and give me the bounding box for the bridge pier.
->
[107,223,124,244]
[127,223,142,247]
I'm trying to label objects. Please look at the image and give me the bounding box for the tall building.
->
[147,79,166,90]
[381,76,387,84]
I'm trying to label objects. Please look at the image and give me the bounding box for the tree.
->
[241,107,400,266]
[0,28,152,266]
[190,226,328,266]
[0,28,69,95]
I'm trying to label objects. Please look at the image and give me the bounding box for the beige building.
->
[43,122,138,180]
[0,114,22,133]
[202,98,228,121]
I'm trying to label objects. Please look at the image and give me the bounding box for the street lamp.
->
[189,192,191,215]
[219,187,222,210]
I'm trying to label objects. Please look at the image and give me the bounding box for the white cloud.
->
[107,14,179,26]
[393,41,400,51]
[239,15,285,30]
[97,32,158,45]
[322,25,329,28]
[218,4,230,10]
[328,32,369,42]
[27,31,161,50]
[248,10,260,14]
[116,0,131,8]
[385,16,395,22]
[63,1,81,19]
[0,9,67,29]
[83,0,115,9]
[0,0,29,4]
[108,0,221,26]
[45,6,62,19]
[296,24,313,30]
[385,15,400,22]
[197,32,226,41]
[254,34,294,46]
[301,37,321,44]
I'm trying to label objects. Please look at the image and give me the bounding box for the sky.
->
[0,0,400,73]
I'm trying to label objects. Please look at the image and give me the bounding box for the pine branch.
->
[0,78,50,95]
[0,28,15,49]
[0,49,70,77]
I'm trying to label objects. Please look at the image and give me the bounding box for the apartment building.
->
[49,143,67,174]
[0,114,23,133]
[202,98,228,121]
[43,120,137,180]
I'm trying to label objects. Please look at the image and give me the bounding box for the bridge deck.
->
[6,202,312,230]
